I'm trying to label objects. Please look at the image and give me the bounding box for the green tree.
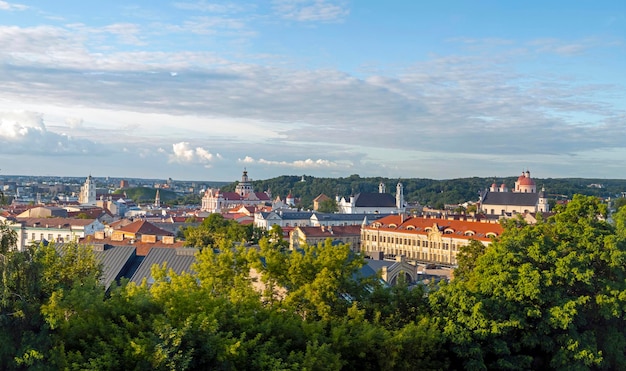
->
[613,197,626,212]
[431,195,626,370]
[317,198,339,213]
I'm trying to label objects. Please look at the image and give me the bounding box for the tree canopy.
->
[431,195,626,369]
[4,194,626,369]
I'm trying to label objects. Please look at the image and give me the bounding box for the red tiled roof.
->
[367,215,503,241]
[118,220,173,236]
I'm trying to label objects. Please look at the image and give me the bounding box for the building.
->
[360,214,502,267]
[201,170,271,213]
[479,170,549,216]
[2,216,105,251]
[337,181,405,214]
[289,225,361,251]
[313,194,331,211]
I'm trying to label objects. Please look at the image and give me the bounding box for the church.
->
[479,170,549,216]
[201,170,271,213]
[337,181,406,214]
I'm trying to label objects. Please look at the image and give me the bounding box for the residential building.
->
[2,216,105,251]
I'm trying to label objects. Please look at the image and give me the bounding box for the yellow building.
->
[360,215,502,267]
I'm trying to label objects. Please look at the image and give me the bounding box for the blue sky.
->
[0,1,624,182]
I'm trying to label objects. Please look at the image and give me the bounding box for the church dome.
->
[517,176,535,186]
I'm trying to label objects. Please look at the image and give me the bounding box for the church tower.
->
[538,187,549,213]
[396,181,405,211]
[78,175,96,205]
[235,169,254,197]
[154,189,161,208]
[379,181,386,193]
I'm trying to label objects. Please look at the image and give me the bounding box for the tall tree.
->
[431,195,626,369]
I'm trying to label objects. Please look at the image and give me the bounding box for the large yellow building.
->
[360,215,503,266]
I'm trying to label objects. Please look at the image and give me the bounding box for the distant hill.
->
[220,175,626,210]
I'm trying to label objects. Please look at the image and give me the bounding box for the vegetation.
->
[2,195,626,369]
[220,174,626,210]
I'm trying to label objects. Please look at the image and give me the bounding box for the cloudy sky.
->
[0,1,624,182]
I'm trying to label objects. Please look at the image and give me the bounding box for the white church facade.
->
[479,170,549,216]
[337,181,405,214]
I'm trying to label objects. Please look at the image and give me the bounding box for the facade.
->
[289,225,361,251]
[479,170,549,216]
[360,214,502,267]
[337,181,405,214]
[254,210,390,230]
[201,170,271,213]
[2,216,105,251]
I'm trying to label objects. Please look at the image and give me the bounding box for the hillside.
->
[220,174,626,209]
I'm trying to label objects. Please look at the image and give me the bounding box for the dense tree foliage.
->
[4,194,626,369]
[431,195,626,369]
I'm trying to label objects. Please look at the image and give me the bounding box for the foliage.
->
[182,213,250,248]
[613,197,626,211]
[0,237,103,370]
[431,195,626,369]
[220,173,626,210]
[317,197,339,213]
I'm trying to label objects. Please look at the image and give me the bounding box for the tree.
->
[613,197,626,212]
[317,198,339,213]
[431,195,626,369]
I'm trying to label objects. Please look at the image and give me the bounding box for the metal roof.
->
[93,245,136,290]
[129,247,198,286]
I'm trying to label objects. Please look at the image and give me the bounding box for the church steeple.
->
[396,181,405,211]
[154,189,161,208]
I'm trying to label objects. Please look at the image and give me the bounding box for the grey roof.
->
[129,247,197,286]
[276,211,315,220]
[353,193,396,207]
[93,245,136,290]
[481,191,539,207]
[313,213,393,222]
[56,243,137,291]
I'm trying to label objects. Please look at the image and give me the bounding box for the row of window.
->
[26,232,72,242]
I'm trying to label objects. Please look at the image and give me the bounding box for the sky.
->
[0,1,624,182]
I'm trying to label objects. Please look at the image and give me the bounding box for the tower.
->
[79,175,96,205]
[235,169,254,197]
[154,189,161,208]
[396,181,405,210]
[379,181,386,194]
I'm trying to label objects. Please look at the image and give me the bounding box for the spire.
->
[154,189,161,208]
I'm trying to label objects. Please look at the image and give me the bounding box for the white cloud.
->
[170,142,221,165]
[0,111,99,155]
[239,156,350,169]
[0,1,27,11]
[273,0,349,22]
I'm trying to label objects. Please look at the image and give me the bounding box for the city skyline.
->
[0,1,624,181]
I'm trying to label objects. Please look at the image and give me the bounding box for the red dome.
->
[518,177,535,186]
